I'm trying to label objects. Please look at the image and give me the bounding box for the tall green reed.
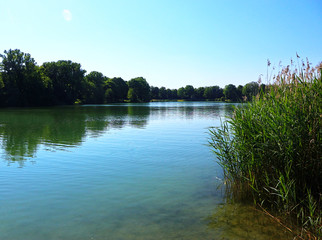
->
[209,59,321,237]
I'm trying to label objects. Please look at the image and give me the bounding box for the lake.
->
[0,102,292,239]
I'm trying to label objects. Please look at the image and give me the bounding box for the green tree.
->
[177,85,195,99]
[171,89,178,99]
[184,85,195,99]
[105,77,128,102]
[159,87,167,99]
[177,87,185,99]
[105,88,115,102]
[127,77,150,102]
[0,73,3,89]
[166,88,173,99]
[203,86,223,99]
[223,84,239,101]
[84,71,106,103]
[195,87,205,99]
[150,86,159,99]
[242,82,259,101]
[0,49,49,107]
[0,73,4,105]
[237,85,243,101]
[42,60,86,105]
[127,88,138,102]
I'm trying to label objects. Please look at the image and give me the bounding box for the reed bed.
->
[209,59,321,238]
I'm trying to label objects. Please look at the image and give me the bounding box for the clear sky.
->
[1,0,321,89]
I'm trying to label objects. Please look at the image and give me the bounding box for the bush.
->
[209,59,322,237]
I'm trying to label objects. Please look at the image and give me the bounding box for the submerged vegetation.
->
[209,59,322,238]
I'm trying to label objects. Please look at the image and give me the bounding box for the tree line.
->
[0,49,264,107]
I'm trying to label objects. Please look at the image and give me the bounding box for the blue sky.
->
[1,0,321,88]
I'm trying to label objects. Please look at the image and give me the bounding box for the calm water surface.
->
[0,102,292,240]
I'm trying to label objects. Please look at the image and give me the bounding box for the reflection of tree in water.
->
[0,103,237,165]
[148,102,237,120]
[0,105,150,164]
[84,105,149,132]
[0,108,87,164]
[127,106,149,128]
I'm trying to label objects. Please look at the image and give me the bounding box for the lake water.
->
[0,102,293,239]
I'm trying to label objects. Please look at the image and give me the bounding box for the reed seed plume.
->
[209,57,322,238]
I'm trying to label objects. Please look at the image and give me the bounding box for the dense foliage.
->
[0,49,260,107]
[209,60,322,238]
[0,49,50,107]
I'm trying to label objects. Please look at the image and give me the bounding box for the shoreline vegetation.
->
[209,59,321,239]
[1,48,321,238]
[0,49,261,108]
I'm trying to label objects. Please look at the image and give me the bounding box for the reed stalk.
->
[209,59,322,238]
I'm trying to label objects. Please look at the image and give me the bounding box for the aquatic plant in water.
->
[209,58,322,238]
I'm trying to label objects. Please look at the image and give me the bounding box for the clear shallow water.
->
[0,102,293,240]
